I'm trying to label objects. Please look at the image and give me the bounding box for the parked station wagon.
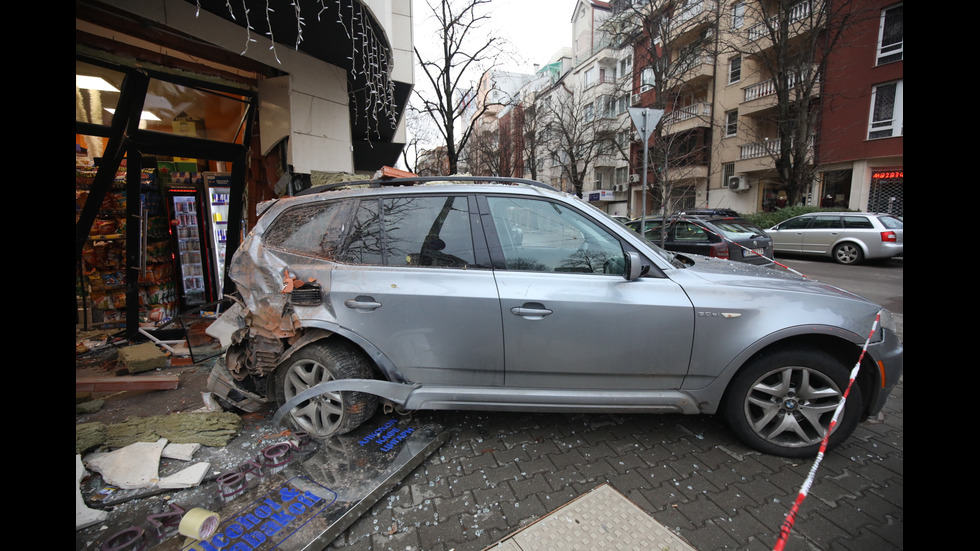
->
[767,212,904,264]
[208,177,903,458]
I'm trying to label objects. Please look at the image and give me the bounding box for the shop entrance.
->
[76,57,256,337]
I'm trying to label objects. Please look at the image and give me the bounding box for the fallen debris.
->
[75,411,243,453]
[76,455,109,530]
[86,438,168,489]
[117,342,168,373]
[75,375,180,392]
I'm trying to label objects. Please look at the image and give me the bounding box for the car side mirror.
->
[624,251,644,281]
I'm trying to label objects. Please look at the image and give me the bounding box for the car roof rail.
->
[677,208,740,217]
[296,176,557,196]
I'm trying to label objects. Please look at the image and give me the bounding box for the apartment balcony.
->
[744,0,818,47]
[665,54,715,93]
[735,137,813,174]
[673,0,717,40]
[664,163,708,184]
[740,70,819,117]
[662,103,712,134]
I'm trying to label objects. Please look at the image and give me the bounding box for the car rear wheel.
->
[832,242,863,265]
[723,348,862,458]
[273,340,378,438]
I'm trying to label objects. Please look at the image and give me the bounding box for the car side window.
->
[843,216,874,229]
[672,222,708,241]
[263,200,351,259]
[486,196,625,275]
[339,195,477,268]
[778,217,812,230]
[810,216,843,229]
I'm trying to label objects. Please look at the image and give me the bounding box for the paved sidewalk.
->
[325,376,903,551]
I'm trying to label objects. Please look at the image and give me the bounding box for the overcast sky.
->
[412,0,574,75]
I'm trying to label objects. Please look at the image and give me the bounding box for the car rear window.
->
[843,216,874,229]
[264,200,351,259]
[710,220,767,239]
[878,215,903,229]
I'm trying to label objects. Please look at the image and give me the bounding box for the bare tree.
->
[399,105,440,174]
[722,0,871,205]
[604,0,716,223]
[539,82,625,197]
[464,127,502,176]
[413,0,503,175]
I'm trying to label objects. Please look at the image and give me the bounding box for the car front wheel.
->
[273,340,378,438]
[723,348,862,458]
[832,242,863,265]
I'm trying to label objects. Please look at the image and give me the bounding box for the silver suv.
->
[208,177,903,458]
[767,212,904,264]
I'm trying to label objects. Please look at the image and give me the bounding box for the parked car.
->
[207,177,903,458]
[767,212,903,264]
[626,210,774,265]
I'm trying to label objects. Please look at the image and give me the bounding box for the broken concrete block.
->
[106,412,243,448]
[163,442,201,461]
[118,342,168,373]
[85,438,167,489]
[76,455,108,530]
[76,422,108,454]
[158,462,211,489]
[76,399,104,414]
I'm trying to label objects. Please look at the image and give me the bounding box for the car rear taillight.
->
[880,231,897,243]
[709,243,729,259]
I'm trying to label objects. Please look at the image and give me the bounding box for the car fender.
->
[288,321,408,383]
[684,323,869,413]
[830,237,869,256]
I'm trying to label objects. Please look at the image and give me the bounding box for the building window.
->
[877,4,903,65]
[725,110,738,137]
[619,56,632,79]
[868,80,903,139]
[584,67,595,88]
[732,2,745,29]
[728,56,741,84]
[584,103,594,122]
[722,162,735,183]
[616,167,627,185]
[641,66,656,88]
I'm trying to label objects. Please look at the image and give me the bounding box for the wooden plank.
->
[75,375,180,392]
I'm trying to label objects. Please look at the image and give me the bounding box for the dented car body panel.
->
[208,178,903,456]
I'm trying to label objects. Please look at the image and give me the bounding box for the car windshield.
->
[878,215,903,229]
[708,220,767,239]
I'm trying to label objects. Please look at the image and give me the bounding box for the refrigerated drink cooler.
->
[166,178,218,311]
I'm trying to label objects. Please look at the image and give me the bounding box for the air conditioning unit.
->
[631,93,642,105]
[613,183,625,192]
[727,174,749,191]
[629,174,640,183]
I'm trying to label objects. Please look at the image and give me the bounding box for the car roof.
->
[295,176,557,196]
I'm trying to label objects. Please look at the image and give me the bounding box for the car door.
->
[481,195,694,390]
[328,194,505,386]
[769,215,811,253]
[801,215,843,254]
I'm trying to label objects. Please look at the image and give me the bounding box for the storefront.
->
[76,0,413,338]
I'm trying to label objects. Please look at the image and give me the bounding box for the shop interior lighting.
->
[76,75,119,92]
[104,108,162,121]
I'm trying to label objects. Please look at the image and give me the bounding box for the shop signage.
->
[587,190,615,202]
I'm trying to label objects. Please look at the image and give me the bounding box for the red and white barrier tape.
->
[772,309,882,551]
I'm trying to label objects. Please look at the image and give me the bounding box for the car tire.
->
[273,340,378,438]
[722,347,862,458]
[832,242,863,265]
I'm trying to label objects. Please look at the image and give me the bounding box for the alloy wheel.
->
[743,366,844,448]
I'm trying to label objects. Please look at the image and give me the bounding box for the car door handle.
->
[344,296,382,311]
[510,303,553,319]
